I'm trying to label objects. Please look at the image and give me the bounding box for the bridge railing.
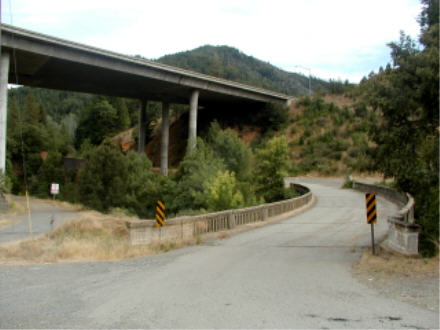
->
[352,181,419,255]
[352,181,415,223]
[126,184,312,245]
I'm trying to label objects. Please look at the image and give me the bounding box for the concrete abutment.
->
[137,99,147,154]
[188,90,199,154]
[0,52,9,173]
[160,102,170,176]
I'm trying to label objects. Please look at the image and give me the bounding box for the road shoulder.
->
[352,249,439,312]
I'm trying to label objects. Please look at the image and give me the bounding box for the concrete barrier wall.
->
[352,181,420,255]
[126,184,312,245]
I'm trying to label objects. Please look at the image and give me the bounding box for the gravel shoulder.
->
[353,250,439,312]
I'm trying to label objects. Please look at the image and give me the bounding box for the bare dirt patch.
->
[353,249,439,311]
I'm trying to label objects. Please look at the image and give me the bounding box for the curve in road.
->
[0,178,437,329]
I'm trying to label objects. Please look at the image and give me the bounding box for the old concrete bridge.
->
[0,23,291,176]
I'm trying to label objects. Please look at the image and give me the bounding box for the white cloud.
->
[3,0,422,83]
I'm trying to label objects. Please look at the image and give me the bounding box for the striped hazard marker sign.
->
[365,193,377,224]
[155,200,166,227]
[365,192,377,254]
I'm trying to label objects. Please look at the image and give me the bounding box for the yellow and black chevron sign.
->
[155,200,165,227]
[365,193,377,224]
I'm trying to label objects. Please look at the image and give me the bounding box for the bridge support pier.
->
[160,102,169,177]
[188,90,199,154]
[0,52,10,173]
[138,99,147,154]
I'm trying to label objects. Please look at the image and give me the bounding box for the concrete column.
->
[188,90,199,154]
[160,102,170,176]
[0,52,10,174]
[137,99,147,154]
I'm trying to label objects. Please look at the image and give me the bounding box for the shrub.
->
[255,102,289,134]
[348,148,361,158]
[0,172,7,195]
[354,102,368,118]
[124,151,163,218]
[170,139,225,213]
[207,122,252,181]
[298,156,319,172]
[204,170,244,211]
[254,135,290,202]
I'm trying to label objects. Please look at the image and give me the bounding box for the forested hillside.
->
[157,45,329,95]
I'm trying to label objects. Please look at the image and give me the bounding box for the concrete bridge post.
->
[0,52,10,173]
[160,102,170,176]
[137,99,147,154]
[188,90,199,154]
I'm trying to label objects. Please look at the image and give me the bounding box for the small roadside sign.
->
[50,183,59,229]
[50,183,59,195]
[155,200,165,227]
[365,193,377,224]
[365,193,377,254]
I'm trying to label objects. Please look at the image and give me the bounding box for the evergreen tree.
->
[78,143,128,212]
[361,0,439,256]
[33,151,64,197]
[75,97,120,147]
[22,91,46,125]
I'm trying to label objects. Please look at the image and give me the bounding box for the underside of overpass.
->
[0,24,292,176]
[6,48,272,108]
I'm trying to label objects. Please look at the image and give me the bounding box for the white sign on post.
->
[50,183,59,195]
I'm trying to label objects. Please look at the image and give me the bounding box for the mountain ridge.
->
[156,45,328,96]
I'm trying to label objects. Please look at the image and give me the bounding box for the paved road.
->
[0,195,81,243]
[0,179,438,329]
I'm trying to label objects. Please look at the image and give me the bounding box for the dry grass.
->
[0,211,184,264]
[0,195,27,230]
[0,217,22,230]
[4,195,26,215]
[354,249,439,278]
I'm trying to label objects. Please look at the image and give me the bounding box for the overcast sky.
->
[2,0,422,83]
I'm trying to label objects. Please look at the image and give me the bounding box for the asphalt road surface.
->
[0,179,438,329]
[0,195,81,243]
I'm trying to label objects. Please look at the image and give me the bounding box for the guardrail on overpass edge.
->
[126,184,313,246]
[352,181,420,256]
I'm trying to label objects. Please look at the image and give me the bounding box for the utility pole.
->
[293,65,312,96]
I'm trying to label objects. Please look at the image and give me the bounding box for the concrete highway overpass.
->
[0,24,292,175]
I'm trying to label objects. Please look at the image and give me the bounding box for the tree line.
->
[356,0,439,256]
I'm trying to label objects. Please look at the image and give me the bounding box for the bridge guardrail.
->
[126,184,312,245]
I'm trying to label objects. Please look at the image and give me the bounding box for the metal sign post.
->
[50,183,59,229]
[365,193,377,255]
